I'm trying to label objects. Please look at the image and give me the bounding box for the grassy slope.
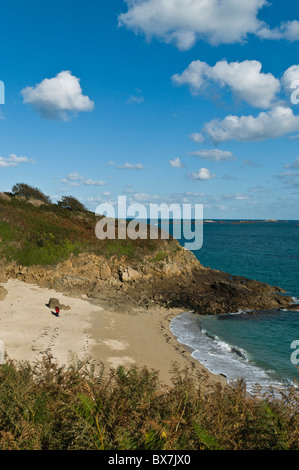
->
[0,196,178,267]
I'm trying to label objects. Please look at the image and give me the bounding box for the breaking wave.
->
[170,311,291,396]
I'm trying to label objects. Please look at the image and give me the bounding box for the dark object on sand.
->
[47,298,60,309]
[46,298,71,310]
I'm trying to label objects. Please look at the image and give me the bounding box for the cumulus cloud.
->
[188,168,216,181]
[62,172,106,186]
[118,0,268,50]
[21,71,94,121]
[202,106,299,143]
[169,157,186,168]
[281,65,299,98]
[189,149,236,162]
[0,154,33,168]
[172,59,280,109]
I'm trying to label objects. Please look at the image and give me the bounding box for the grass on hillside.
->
[0,196,177,266]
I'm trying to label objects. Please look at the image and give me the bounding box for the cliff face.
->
[0,245,296,315]
[0,245,199,294]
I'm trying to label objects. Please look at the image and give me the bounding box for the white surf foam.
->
[170,311,288,396]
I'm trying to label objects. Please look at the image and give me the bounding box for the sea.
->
[160,220,299,395]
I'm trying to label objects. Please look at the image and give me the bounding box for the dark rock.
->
[47,298,60,309]
[47,298,70,310]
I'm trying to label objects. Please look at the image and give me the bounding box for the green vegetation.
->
[154,251,168,262]
[58,195,87,212]
[0,356,297,450]
[0,185,177,267]
[11,183,51,204]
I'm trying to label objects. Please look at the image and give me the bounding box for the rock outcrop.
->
[1,246,297,315]
[119,266,143,282]
[47,298,71,310]
[0,285,8,300]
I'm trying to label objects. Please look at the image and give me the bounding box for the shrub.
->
[11,183,51,204]
[0,357,298,450]
[58,196,86,212]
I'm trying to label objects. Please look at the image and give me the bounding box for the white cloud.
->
[62,172,106,186]
[189,132,205,143]
[83,178,107,186]
[87,191,112,200]
[60,180,80,187]
[116,162,146,170]
[227,193,249,200]
[189,149,236,162]
[21,71,94,121]
[169,157,186,168]
[132,192,159,202]
[0,153,33,168]
[256,20,299,41]
[233,195,249,200]
[202,106,299,143]
[172,59,280,108]
[118,0,267,50]
[281,65,299,97]
[188,168,216,181]
[86,196,117,207]
[127,95,144,104]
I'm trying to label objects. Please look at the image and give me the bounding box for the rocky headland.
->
[0,193,297,316]
[0,244,297,315]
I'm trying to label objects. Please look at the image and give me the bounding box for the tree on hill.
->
[58,195,87,212]
[11,183,51,204]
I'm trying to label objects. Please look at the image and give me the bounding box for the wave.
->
[199,326,248,361]
[170,311,291,396]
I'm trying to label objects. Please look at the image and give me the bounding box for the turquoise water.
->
[169,221,299,393]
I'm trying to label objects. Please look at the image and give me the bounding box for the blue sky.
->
[1,0,299,219]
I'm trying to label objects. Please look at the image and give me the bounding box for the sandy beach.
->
[0,279,226,387]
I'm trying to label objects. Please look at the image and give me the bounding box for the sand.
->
[0,279,226,387]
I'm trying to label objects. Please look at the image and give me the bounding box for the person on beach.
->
[55,305,60,317]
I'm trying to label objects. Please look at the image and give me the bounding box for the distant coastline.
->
[160,219,297,224]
